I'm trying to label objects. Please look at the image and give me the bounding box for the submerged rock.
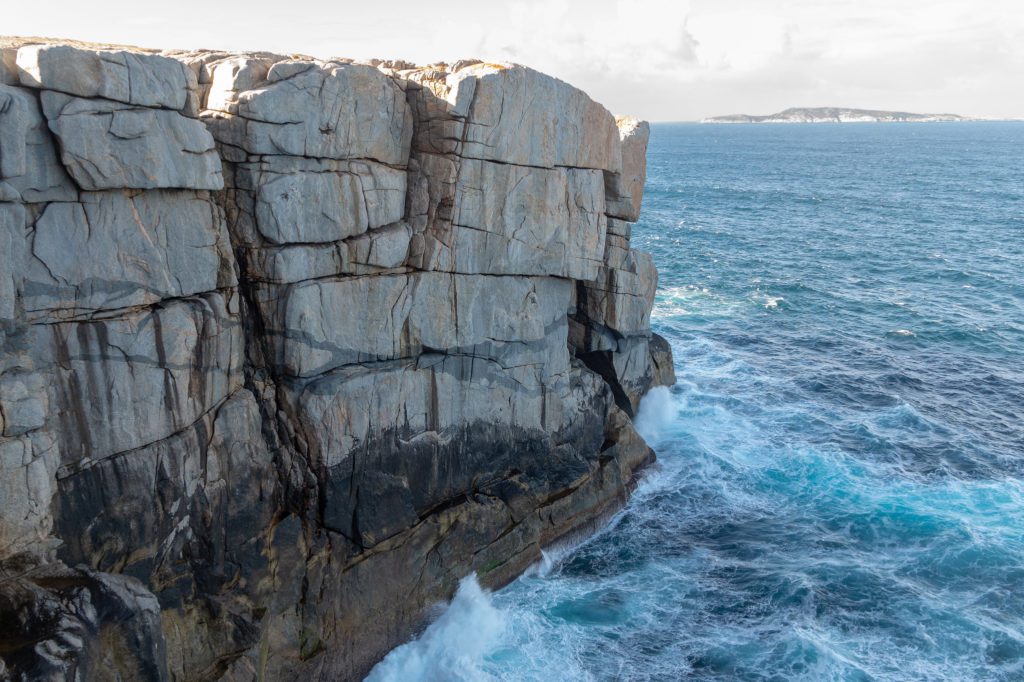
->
[0,37,674,680]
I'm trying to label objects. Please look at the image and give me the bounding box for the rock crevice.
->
[0,38,674,681]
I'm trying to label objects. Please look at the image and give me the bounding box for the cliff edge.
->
[0,38,674,681]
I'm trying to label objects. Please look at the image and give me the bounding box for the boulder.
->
[0,562,168,681]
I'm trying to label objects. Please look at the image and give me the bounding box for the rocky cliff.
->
[0,38,674,681]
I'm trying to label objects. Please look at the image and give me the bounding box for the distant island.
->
[702,107,971,124]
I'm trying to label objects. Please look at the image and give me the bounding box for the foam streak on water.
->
[369,122,1024,681]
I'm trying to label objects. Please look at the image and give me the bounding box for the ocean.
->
[368,121,1024,681]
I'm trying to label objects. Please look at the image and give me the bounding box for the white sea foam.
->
[365,576,505,682]
[534,549,556,578]
[652,284,740,319]
[634,386,677,444]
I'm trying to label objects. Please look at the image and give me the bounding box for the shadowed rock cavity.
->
[0,38,675,681]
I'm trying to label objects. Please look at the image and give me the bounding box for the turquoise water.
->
[369,122,1024,681]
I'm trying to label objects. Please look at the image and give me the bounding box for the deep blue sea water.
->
[369,122,1024,681]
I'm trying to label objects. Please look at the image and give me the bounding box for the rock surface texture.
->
[0,39,674,681]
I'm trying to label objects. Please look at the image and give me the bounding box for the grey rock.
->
[607,217,632,240]
[0,369,47,436]
[0,84,77,202]
[203,59,412,165]
[351,160,408,229]
[0,46,17,84]
[34,292,243,465]
[52,388,275,680]
[17,44,197,111]
[409,155,607,279]
[463,64,621,171]
[605,117,650,222]
[649,332,676,389]
[0,202,26,321]
[246,159,406,245]
[612,336,661,415]
[257,171,368,244]
[0,431,58,560]
[239,222,413,284]
[410,64,622,171]
[0,87,27,178]
[225,156,406,246]
[0,561,168,681]
[285,355,603,547]
[202,55,275,113]
[41,91,222,190]
[255,273,573,377]
[23,190,236,321]
[579,247,658,338]
[0,37,673,682]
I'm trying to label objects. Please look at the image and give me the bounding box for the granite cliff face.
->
[0,38,674,681]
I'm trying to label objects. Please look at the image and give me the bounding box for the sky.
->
[6,0,1023,121]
